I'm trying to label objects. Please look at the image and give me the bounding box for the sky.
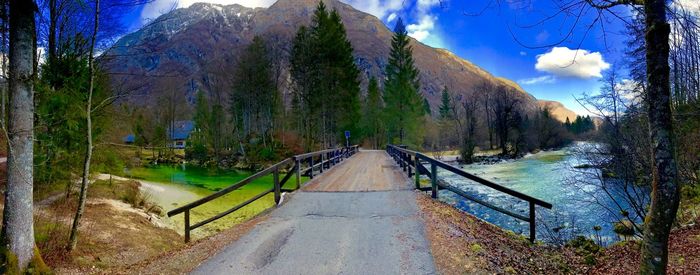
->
[119,0,659,116]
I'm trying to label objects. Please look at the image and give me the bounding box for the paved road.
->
[193,151,436,274]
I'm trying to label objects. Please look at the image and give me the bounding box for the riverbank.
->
[416,192,700,274]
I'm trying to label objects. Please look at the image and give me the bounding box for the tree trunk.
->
[1,0,37,269]
[640,0,681,273]
[68,0,99,251]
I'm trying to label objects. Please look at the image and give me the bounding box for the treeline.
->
[564,115,595,135]
[426,83,591,163]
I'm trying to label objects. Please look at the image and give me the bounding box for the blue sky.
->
[120,0,639,115]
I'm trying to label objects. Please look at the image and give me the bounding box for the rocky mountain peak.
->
[102,0,557,117]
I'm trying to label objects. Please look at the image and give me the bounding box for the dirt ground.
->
[590,223,700,274]
[39,179,270,274]
[416,192,700,274]
[415,193,586,274]
[115,210,269,274]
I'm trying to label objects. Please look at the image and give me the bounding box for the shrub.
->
[613,220,636,237]
[566,236,601,265]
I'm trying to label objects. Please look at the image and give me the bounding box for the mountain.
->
[537,100,578,123]
[102,0,542,113]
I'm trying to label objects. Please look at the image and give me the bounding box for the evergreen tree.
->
[230,36,279,149]
[423,98,431,116]
[289,1,361,147]
[383,17,424,146]
[361,77,383,149]
[320,8,361,146]
[290,25,317,149]
[193,91,211,138]
[438,86,452,119]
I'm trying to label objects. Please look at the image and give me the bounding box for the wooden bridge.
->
[167,146,552,274]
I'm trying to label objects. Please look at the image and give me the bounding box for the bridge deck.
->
[303,150,411,192]
[193,150,435,274]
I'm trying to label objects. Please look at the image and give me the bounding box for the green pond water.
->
[126,164,304,239]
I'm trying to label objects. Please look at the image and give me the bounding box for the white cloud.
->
[535,47,610,79]
[673,0,700,13]
[518,75,555,85]
[407,15,436,41]
[342,0,405,20]
[519,51,527,56]
[386,12,398,23]
[616,79,642,102]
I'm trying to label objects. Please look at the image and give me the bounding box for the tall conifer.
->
[290,1,361,147]
[383,17,424,146]
[362,77,383,149]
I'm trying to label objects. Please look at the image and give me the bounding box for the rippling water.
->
[436,142,640,244]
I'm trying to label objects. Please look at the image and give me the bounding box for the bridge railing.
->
[386,144,552,242]
[168,145,359,242]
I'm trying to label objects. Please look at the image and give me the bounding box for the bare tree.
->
[460,97,479,163]
[1,0,39,270]
[68,0,100,251]
[492,85,521,156]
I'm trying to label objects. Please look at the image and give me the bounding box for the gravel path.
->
[193,151,436,274]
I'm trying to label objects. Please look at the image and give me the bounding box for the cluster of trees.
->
[429,82,577,163]
[564,115,595,135]
[0,0,147,271]
[184,2,428,165]
[289,2,361,149]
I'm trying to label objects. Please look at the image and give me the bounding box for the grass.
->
[128,165,283,191]
[124,164,310,239]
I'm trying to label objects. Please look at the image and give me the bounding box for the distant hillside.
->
[102,0,543,113]
[537,100,578,123]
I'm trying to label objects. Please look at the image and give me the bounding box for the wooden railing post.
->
[414,156,420,189]
[431,161,438,199]
[529,202,536,242]
[320,154,324,173]
[184,209,191,243]
[309,157,314,179]
[402,152,407,171]
[295,158,301,190]
[274,168,281,205]
[408,155,413,177]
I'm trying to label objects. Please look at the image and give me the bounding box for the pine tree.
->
[230,36,279,149]
[362,77,383,149]
[438,86,452,119]
[290,25,317,149]
[423,98,431,116]
[290,1,361,147]
[383,17,424,147]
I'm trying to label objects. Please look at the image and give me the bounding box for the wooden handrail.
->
[168,158,293,216]
[167,145,359,242]
[386,144,552,242]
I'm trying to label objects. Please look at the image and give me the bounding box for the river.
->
[437,142,640,244]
